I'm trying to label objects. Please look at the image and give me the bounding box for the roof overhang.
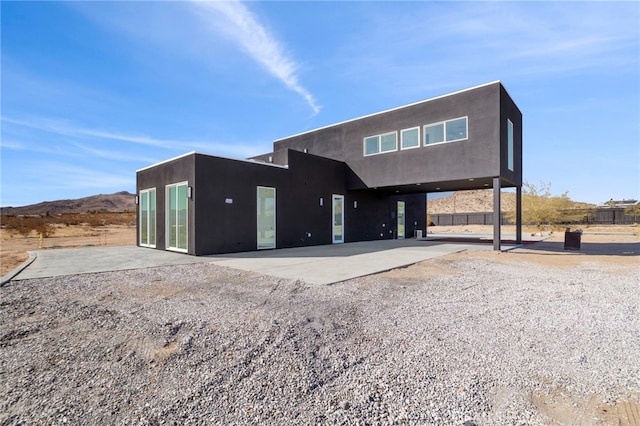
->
[362,176,519,195]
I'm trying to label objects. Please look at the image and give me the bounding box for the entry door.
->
[332,194,344,244]
[397,201,405,239]
[257,186,276,249]
[166,182,188,252]
[139,188,156,247]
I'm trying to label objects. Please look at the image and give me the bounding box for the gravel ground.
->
[1,251,639,425]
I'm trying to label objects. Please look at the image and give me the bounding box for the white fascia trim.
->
[137,151,288,172]
[244,158,289,169]
[136,151,196,172]
[274,81,502,142]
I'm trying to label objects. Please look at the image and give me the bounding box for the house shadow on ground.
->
[514,240,640,257]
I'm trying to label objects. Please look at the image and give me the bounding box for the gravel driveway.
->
[1,249,638,425]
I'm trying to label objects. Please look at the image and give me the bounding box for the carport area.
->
[7,238,522,285]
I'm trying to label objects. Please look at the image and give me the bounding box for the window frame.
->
[363,135,381,156]
[424,122,445,146]
[257,186,276,250]
[363,131,398,156]
[165,181,189,253]
[139,187,156,248]
[379,131,398,153]
[400,127,421,150]
[507,119,514,171]
[445,116,468,143]
[424,116,468,146]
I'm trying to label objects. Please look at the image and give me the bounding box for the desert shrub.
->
[426,214,434,227]
[507,181,588,229]
[33,220,57,237]
[84,212,135,227]
[2,212,135,235]
[87,214,107,227]
[1,215,56,237]
[2,216,30,236]
[625,204,640,222]
[61,213,82,226]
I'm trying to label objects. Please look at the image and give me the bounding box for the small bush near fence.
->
[1,212,136,238]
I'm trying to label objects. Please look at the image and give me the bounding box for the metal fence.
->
[429,208,639,226]
[429,212,511,226]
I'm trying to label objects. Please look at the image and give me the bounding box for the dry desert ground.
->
[1,224,135,277]
[1,223,637,276]
[1,224,639,424]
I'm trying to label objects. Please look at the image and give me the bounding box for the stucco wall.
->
[136,153,196,253]
[272,82,522,192]
[137,151,427,255]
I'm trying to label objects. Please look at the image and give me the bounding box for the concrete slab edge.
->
[1,251,37,287]
[326,247,469,286]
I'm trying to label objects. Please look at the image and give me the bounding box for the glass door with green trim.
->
[332,194,344,244]
[257,186,276,249]
[397,201,405,239]
[139,188,156,247]
[167,182,188,252]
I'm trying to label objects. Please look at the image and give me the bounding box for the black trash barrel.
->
[564,228,582,250]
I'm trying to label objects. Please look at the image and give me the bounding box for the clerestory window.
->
[363,131,398,156]
[424,116,468,145]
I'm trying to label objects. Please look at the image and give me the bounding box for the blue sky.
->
[1,1,638,207]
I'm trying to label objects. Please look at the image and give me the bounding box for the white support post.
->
[516,186,522,244]
[493,177,501,251]
[425,194,428,238]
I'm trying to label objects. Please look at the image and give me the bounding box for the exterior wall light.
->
[135,195,139,205]
[187,186,193,199]
[319,197,324,206]
[354,201,358,208]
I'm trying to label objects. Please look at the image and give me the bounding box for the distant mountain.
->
[428,190,516,214]
[1,191,136,216]
[427,189,595,214]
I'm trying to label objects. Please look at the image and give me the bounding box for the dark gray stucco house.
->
[136,81,522,255]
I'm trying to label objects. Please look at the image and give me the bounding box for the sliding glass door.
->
[166,182,188,252]
[139,188,156,247]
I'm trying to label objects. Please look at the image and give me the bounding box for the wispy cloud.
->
[0,140,28,151]
[1,116,261,158]
[67,142,157,163]
[24,161,133,191]
[335,2,638,97]
[191,0,320,115]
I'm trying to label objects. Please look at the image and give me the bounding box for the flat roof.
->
[274,81,504,142]
[136,151,288,173]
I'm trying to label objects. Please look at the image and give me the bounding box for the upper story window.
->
[424,123,444,145]
[424,116,468,146]
[362,116,469,156]
[363,131,398,156]
[507,119,514,171]
[401,127,420,150]
[364,136,379,155]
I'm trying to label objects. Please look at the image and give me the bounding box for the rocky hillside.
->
[1,191,135,216]
[428,190,517,214]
